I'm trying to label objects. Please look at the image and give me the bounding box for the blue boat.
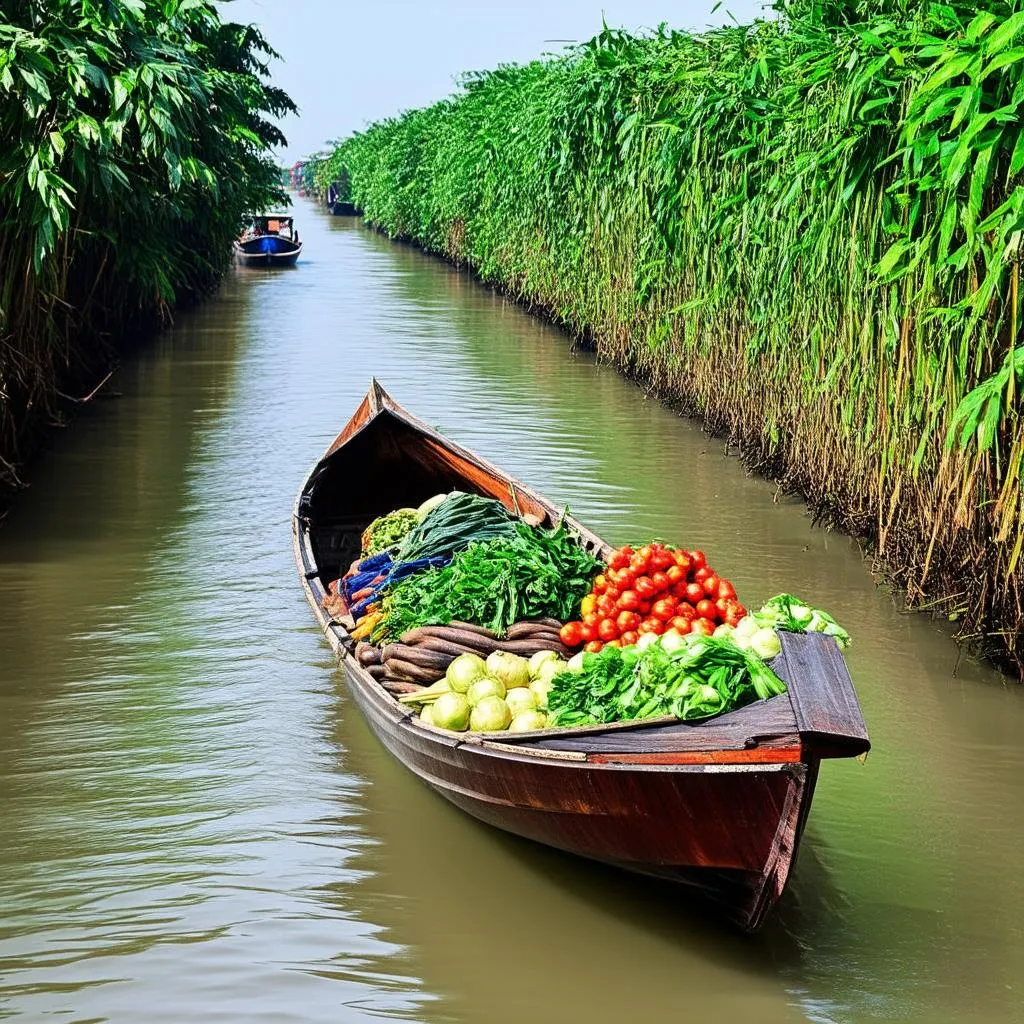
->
[234,215,302,267]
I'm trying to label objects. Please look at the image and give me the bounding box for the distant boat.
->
[326,181,358,216]
[234,215,302,266]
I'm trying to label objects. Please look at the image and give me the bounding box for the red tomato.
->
[694,566,711,585]
[666,565,686,586]
[724,610,742,627]
[696,599,719,621]
[635,577,658,600]
[675,601,696,618]
[650,571,671,592]
[703,573,721,596]
[607,638,625,648]
[636,600,652,616]
[616,610,641,632]
[596,594,617,618]
[717,579,737,601]
[715,597,730,614]
[604,585,621,603]
[685,582,704,604]
[598,618,620,642]
[638,617,665,635]
[615,567,637,588]
[583,612,600,628]
[580,594,598,617]
[674,552,692,573]
[617,589,640,611]
[620,630,639,646]
[580,622,598,643]
[592,574,608,594]
[688,550,707,571]
[652,597,677,622]
[560,622,583,646]
[652,550,675,571]
[733,603,747,618]
[631,552,651,575]
[608,550,631,570]
[669,616,693,634]
[584,640,604,653]
[691,617,715,637]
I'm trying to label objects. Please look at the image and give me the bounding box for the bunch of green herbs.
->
[375,520,599,641]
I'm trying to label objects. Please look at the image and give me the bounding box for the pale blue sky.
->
[221,0,771,163]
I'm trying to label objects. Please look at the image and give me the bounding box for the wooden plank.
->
[774,632,870,757]
[588,744,803,766]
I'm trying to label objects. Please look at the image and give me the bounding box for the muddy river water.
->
[1,206,1022,1023]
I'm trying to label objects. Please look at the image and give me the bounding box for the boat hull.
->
[344,657,817,929]
[233,237,301,266]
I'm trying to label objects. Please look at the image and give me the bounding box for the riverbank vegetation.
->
[311,0,1024,672]
[0,0,292,504]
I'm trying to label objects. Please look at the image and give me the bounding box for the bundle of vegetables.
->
[395,492,521,563]
[375,520,600,642]
[560,543,746,653]
[356,618,569,687]
[360,509,420,556]
[548,633,787,727]
[752,594,851,648]
[398,649,568,733]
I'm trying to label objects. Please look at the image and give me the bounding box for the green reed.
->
[311,0,1024,671]
[0,0,292,498]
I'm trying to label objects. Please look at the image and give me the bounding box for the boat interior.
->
[300,407,580,589]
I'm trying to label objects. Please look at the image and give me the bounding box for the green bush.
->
[0,0,293,493]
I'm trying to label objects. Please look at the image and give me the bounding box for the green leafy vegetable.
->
[548,635,787,727]
[755,594,851,648]
[361,508,419,555]
[376,520,600,641]
[396,492,520,562]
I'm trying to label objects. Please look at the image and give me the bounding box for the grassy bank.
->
[0,0,291,505]
[311,0,1024,672]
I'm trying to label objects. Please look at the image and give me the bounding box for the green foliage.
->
[376,521,600,642]
[311,0,1024,669]
[0,0,293,490]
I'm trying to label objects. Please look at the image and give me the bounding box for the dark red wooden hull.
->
[293,381,869,932]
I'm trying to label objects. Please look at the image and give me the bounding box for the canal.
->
[1,206,1022,1023]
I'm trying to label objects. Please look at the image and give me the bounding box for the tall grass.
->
[312,0,1024,670]
[0,0,292,500]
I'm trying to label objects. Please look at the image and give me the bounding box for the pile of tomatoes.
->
[559,542,746,653]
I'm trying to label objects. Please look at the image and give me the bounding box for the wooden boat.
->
[293,381,870,932]
[326,181,359,216]
[233,214,302,266]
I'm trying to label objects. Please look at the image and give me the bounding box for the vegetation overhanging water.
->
[0,0,292,507]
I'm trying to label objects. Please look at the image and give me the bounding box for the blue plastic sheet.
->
[345,553,451,621]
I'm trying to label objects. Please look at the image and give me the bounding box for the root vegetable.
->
[356,642,381,665]
[387,658,444,683]
[382,643,455,671]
